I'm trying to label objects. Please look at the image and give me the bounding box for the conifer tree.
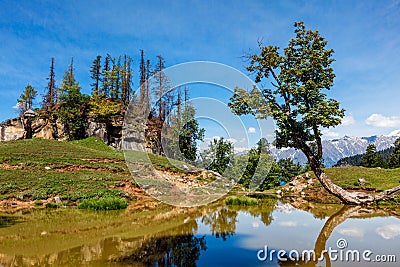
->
[57,58,89,140]
[101,56,110,97]
[17,84,37,115]
[43,57,56,109]
[388,138,400,168]
[90,55,102,96]
[360,144,385,168]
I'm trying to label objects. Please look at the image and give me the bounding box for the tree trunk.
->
[310,159,400,205]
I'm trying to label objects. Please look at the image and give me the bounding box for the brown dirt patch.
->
[0,163,18,170]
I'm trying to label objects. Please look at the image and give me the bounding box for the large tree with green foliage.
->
[17,84,37,115]
[177,106,205,161]
[228,22,400,204]
[57,59,89,140]
[202,138,234,175]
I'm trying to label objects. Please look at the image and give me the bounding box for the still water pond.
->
[0,199,399,266]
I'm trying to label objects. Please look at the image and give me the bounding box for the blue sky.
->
[1,0,400,147]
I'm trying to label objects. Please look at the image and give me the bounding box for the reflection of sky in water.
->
[196,203,400,267]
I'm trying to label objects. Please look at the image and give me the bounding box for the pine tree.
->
[90,55,102,96]
[121,54,132,105]
[57,59,89,140]
[388,138,400,168]
[43,57,56,109]
[154,55,166,121]
[177,105,205,161]
[101,56,110,97]
[139,49,146,105]
[17,84,37,115]
[361,144,385,168]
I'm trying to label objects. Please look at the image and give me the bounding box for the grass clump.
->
[225,196,259,206]
[78,197,128,210]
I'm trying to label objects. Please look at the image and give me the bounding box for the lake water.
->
[0,198,399,266]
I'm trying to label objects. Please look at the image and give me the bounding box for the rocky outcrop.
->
[0,118,25,141]
[0,116,123,148]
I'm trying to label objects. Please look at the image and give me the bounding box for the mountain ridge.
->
[272,130,400,167]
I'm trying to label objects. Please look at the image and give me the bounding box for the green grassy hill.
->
[0,138,204,209]
[1,138,399,208]
[324,166,400,191]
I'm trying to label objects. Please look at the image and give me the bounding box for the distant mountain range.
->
[271,130,400,167]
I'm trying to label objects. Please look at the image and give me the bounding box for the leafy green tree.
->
[17,84,37,115]
[202,138,234,175]
[388,138,400,168]
[57,60,89,140]
[228,22,400,204]
[178,106,205,161]
[277,158,302,182]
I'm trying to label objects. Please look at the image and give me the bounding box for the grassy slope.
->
[321,166,400,191]
[0,137,200,204]
[0,138,131,202]
[1,138,399,204]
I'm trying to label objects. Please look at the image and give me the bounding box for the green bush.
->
[45,203,59,208]
[78,197,128,210]
[225,196,259,206]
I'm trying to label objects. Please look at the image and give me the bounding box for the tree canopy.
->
[228,22,400,204]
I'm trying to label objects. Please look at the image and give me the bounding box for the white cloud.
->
[248,127,256,134]
[278,221,298,227]
[321,129,340,138]
[226,138,237,144]
[388,129,400,137]
[376,224,400,239]
[337,227,365,237]
[12,102,21,109]
[341,115,355,126]
[366,114,400,128]
[234,147,248,153]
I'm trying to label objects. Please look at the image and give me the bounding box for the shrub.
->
[225,196,259,206]
[78,197,128,210]
[45,203,59,208]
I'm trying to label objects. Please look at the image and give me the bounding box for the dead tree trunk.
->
[308,155,400,205]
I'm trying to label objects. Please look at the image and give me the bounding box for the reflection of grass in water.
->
[0,204,197,256]
[0,215,23,228]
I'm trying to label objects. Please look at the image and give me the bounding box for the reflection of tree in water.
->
[201,207,238,241]
[278,205,394,267]
[115,219,206,267]
[201,198,277,241]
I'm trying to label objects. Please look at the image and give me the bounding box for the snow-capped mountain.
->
[272,131,400,167]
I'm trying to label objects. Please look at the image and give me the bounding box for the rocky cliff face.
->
[0,118,25,141]
[0,116,123,148]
